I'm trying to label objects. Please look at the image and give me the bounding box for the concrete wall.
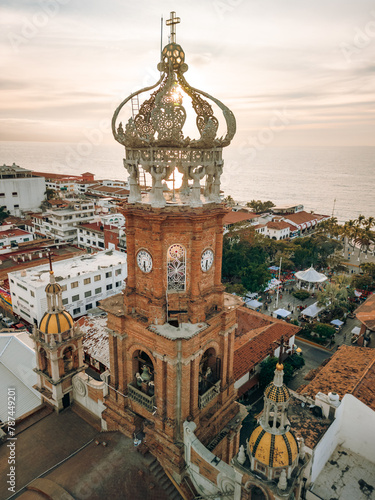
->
[184,421,243,499]
[310,394,375,483]
[72,372,108,430]
[0,177,45,215]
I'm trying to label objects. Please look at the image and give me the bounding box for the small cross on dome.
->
[166,11,180,44]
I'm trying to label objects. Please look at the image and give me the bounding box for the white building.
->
[9,250,127,324]
[0,227,34,253]
[0,164,45,216]
[100,213,125,227]
[41,200,96,242]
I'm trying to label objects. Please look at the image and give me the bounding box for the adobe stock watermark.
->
[61,120,111,170]
[212,0,244,20]
[8,0,70,53]
[339,11,375,63]
[238,107,293,161]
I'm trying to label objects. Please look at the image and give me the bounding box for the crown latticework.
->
[112,12,236,208]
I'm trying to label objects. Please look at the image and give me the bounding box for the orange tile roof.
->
[266,221,290,230]
[284,211,329,225]
[223,211,258,225]
[355,294,375,331]
[234,307,301,380]
[297,345,375,410]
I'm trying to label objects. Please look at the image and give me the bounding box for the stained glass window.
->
[167,244,186,291]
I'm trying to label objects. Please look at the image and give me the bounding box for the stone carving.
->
[150,166,167,207]
[189,166,205,207]
[277,469,287,491]
[72,375,87,397]
[124,161,142,203]
[237,445,246,465]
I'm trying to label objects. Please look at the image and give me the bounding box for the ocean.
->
[0,141,374,224]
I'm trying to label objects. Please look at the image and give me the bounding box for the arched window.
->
[132,350,155,396]
[167,244,186,291]
[199,348,220,395]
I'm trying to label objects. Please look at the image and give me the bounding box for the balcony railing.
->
[198,380,221,409]
[128,384,155,413]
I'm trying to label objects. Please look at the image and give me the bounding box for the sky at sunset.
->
[1,0,375,148]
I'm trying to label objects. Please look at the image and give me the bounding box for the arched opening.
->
[167,244,186,291]
[251,485,267,500]
[132,350,155,396]
[63,346,74,372]
[199,347,220,396]
[39,348,48,374]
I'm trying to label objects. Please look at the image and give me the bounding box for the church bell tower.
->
[102,12,242,481]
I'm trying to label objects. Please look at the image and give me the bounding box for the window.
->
[72,294,79,301]
[85,303,93,311]
[80,237,84,242]
[98,241,104,248]
[12,192,17,196]
[106,271,112,278]
[94,275,101,281]
[106,284,112,291]
[73,307,80,315]
[17,283,27,291]
[61,284,67,292]
[115,268,121,276]
[71,281,78,289]
[95,287,102,294]
[13,205,19,209]
[30,291,35,297]
[62,298,68,305]
[0,193,4,197]
[84,290,92,298]
[116,281,122,288]
[167,244,186,291]
[84,278,91,285]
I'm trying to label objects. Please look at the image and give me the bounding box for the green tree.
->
[258,356,297,388]
[317,278,352,316]
[246,200,275,213]
[45,188,56,200]
[224,195,236,207]
[0,206,10,224]
[313,323,336,340]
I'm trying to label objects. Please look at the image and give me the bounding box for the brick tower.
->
[102,12,242,481]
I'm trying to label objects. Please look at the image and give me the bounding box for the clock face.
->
[137,249,153,273]
[201,249,214,272]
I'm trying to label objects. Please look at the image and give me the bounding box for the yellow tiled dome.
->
[45,282,62,294]
[264,382,290,403]
[248,426,298,467]
[39,311,74,334]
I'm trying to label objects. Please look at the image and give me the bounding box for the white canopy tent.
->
[273,308,292,319]
[244,298,263,310]
[301,302,325,318]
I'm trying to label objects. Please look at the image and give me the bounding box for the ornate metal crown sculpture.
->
[112,12,236,207]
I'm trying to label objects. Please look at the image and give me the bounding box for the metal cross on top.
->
[273,335,290,364]
[166,11,180,44]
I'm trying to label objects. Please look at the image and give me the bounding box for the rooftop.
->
[297,345,375,410]
[283,211,328,225]
[223,211,258,225]
[234,307,300,380]
[8,250,127,287]
[266,221,290,230]
[355,293,375,331]
[309,445,375,500]
[77,315,110,368]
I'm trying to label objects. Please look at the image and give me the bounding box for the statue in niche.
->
[150,166,167,207]
[124,161,142,203]
[189,166,205,207]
